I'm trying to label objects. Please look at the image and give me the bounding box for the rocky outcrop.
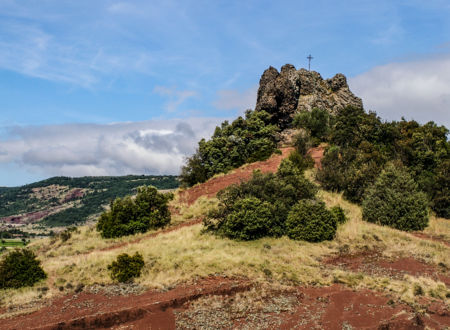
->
[255,64,363,128]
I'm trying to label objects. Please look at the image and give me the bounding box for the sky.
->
[0,0,449,186]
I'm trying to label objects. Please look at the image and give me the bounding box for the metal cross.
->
[307,54,313,71]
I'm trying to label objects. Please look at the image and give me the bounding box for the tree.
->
[285,200,337,242]
[362,163,429,231]
[97,186,172,238]
[0,249,47,289]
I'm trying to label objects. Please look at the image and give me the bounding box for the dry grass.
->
[1,182,449,314]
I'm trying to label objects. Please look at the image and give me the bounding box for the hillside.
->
[0,175,179,235]
[0,65,449,329]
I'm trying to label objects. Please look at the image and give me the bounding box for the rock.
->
[255,64,363,129]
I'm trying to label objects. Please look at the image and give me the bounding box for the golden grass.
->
[1,183,449,313]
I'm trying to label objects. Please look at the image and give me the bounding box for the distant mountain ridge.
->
[0,175,179,232]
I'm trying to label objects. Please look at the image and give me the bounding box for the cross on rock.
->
[307,54,313,71]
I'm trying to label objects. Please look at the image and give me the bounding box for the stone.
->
[255,64,363,129]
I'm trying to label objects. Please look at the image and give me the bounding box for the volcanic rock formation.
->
[255,64,363,128]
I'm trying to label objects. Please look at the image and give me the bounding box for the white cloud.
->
[153,86,197,112]
[213,86,257,112]
[349,55,450,128]
[0,118,223,178]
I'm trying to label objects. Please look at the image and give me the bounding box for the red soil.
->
[1,277,252,330]
[411,232,450,247]
[307,146,325,169]
[2,280,448,329]
[62,188,84,203]
[178,147,294,205]
[324,250,450,287]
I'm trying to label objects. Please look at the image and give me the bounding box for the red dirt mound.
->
[178,147,294,206]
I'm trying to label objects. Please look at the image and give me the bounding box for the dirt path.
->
[307,146,325,169]
[178,147,294,206]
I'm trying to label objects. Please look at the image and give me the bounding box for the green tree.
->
[286,200,337,242]
[0,249,47,289]
[362,163,429,231]
[97,186,172,238]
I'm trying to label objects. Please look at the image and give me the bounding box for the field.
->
[0,239,26,248]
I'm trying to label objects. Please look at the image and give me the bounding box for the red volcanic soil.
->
[1,277,252,330]
[62,188,84,203]
[178,147,294,206]
[324,250,450,287]
[307,145,325,169]
[2,279,448,329]
[411,232,450,247]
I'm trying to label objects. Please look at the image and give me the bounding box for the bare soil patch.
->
[324,250,450,287]
[3,279,448,329]
[307,146,325,169]
[178,147,294,206]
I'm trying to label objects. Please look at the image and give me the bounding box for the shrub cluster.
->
[301,106,449,218]
[362,163,429,231]
[180,110,279,187]
[205,158,343,242]
[0,249,47,289]
[97,186,172,238]
[108,252,145,283]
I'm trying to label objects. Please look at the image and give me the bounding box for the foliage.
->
[362,163,429,231]
[180,110,279,187]
[288,150,314,172]
[0,175,179,227]
[97,186,172,238]
[314,106,449,215]
[204,159,319,241]
[216,197,276,241]
[293,108,331,142]
[107,252,145,283]
[330,206,347,224]
[0,249,47,289]
[285,200,337,242]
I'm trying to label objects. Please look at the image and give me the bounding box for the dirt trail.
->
[178,147,294,206]
[307,146,325,169]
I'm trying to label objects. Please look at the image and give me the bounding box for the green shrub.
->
[108,252,145,283]
[218,197,277,240]
[362,163,429,231]
[97,186,172,238]
[205,160,317,240]
[286,200,337,242]
[330,206,347,224]
[0,249,47,289]
[180,110,279,187]
[293,108,330,141]
[288,150,314,172]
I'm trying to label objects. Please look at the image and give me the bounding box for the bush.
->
[0,249,47,289]
[205,160,317,240]
[218,197,277,240]
[330,206,347,224]
[107,252,145,283]
[286,200,337,242]
[288,150,314,172]
[293,108,330,141]
[180,110,279,187]
[97,186,172,238]
[362,163,429,231]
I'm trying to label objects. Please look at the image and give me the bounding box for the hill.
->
[0,175,179,235]
[0,65,449,328]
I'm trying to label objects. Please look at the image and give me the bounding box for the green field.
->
[0,240,26,248]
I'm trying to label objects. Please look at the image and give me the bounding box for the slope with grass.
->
[1,164,449,328]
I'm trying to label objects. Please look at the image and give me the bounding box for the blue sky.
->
[0,0,449,186]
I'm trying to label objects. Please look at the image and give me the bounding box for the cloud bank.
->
[0,118,222,178]
[350,55,450,127]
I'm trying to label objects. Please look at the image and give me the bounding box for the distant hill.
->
[0,175,179,229]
